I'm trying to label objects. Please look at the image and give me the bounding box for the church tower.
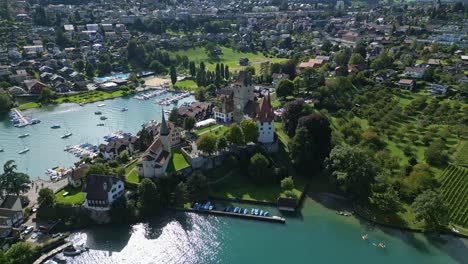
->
[256,93,275,144]
[160,109,170,151]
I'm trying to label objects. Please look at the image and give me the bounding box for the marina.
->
[134,88,168,100]
[64,144,99,159]
[155,92,191,106]
[0,92,196,179]
[10,108,32,127]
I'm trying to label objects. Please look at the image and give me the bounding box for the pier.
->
[179,208,286,224]
[33,241,72,264]
[10,108,31,127]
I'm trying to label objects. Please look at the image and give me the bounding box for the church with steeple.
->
[137,110,181,178]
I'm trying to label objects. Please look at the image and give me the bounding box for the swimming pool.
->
[94,73,130,82]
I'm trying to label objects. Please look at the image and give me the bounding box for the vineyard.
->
[439,165,468,227]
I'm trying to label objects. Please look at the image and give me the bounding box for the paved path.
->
[25,178,68,207]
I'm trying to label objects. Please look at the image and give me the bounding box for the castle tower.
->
[160,109,170,151]
[233,71,255,122]
[256,92,275,144]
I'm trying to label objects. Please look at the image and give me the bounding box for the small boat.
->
[94,111,102,115]
[97,123,105,126]
[18,148,29,154]
[251,208,255,215]
[263,211,269,216]
[259,210,264,216]
[238,208,243,214]
[243,208,248,214]
[61,133,73,139]
[100,116,107,120]
[97,104,106,107]
[53,254,67,263]
[362,234,368,240]
[62,245,82,256]
[121,108,128,112]
[234,207,239,213]
[0,148,3,152]
[79,103,84,106]
[51,124,61,129]
[18,133,29,138]
[30,119,41,125]
[378,242,386,248]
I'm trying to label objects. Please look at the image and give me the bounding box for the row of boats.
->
[103,131,132,142]
[134,89,168,100]
[155,92,191,106]
[64,143,98,159]
[10,110,40,128]
[191,202,270,217]
[225,206,269,217]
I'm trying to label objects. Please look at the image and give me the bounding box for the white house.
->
[404,67,426,79]
[83,174,124,211]
[256,93,275,144]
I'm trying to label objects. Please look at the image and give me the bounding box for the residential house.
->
[398,79,416,90]
[23,45,44,53]
[277,197,297,212]
[8,86,27,95]
[178,102,212,121]
[239,57,249,66]
[404,67,426,79]
[9,70,29,84]
[0,65,10,77]
[67,164,89,188]
[0,195,24,228]
[272,73,290,87]
[24,79,47,94]
[428,83,448,95]
[99,135,139,160]
[83,174,124,211]
[298,58,326,71]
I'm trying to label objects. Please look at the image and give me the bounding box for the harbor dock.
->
[180,208,286,224]
[33,241,72,264]
[10,108,31,127]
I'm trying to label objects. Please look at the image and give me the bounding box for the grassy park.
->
[171,47,287,72]
[172,79,198,90]
[54,90,129,104]
[194,124,229,136]
[167,147,191,172]
[125,162,140,184]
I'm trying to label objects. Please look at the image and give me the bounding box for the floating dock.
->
[33,241,72,264]
[181,208,286,224]
[10,108,31,127]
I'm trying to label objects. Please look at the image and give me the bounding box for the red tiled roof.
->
[256,93,275,122]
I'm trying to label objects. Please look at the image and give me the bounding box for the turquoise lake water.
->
[65,198,467,264]
[0,92,195,179]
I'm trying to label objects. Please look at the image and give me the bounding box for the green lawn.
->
[125,162,140,184]
[172,79,198,91]
[55,187,85,205]
[54,90,128,104]
[167,147,190,172]
[171,47,288,72]
[194,124,228,136]
[18,102,41,110]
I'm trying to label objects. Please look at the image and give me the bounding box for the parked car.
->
[23,226,34,235]
[39,226,49,232]
[31,232,39,240]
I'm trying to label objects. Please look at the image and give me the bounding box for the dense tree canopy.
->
[412,190,450,231]
[0,92,12,113]
[0,160,30,196]
[138,178,160,216]
[226,123,245,146]
[249,153,271,183]
[196,134,217,155]
[276,79,294,97]
[38,188,55,208]
[240,119,259,143]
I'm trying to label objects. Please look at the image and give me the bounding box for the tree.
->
[0,92,12,113]
[0,160,30,196]
[38,188,55,208]
[194,86,207,101]
[138,178,160,216]
[321,39,332,53]
[85,62,95,78]
[85,163,110,177]
[282,99,310,137]
[371,51,393,70]
[334,48,352,66]
[240,119,259,143]
[224,66,230,80]
[249,153,271,183]
[326,145,376,199]
[290,113,332,172]
[205,42,219,60]
[186,171,207,200]
[149,60,167,74]
[281,176,294,191]
[425,140,448,166]
[5,242,36,264]
[217,136,228,151]
[171,181,188,207]
[74,59,85,72]
[183,116,196,132]
[412,190,450,231]
[276,79,294,97]
[369,187,402,213]
[400,164,438,200]
[349,53,365,65]
[116,150,129,164]
[39,87,54,104]
[169,108,182,126]
[189,61,196,77]
[226,123,245,146]
[110,196,135,223]
[196,134,217,155]
[170,66,177,85]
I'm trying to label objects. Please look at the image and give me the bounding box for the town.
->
[0,0,467,263]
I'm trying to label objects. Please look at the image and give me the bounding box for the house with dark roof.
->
[83,174,124,211]
[24,79,47,94]
[213,93,234,122]
[404,67,426,79]
[0,195,24,237]
[67,164,89,188]
[99,135,139,160]
[277,197,298,212]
